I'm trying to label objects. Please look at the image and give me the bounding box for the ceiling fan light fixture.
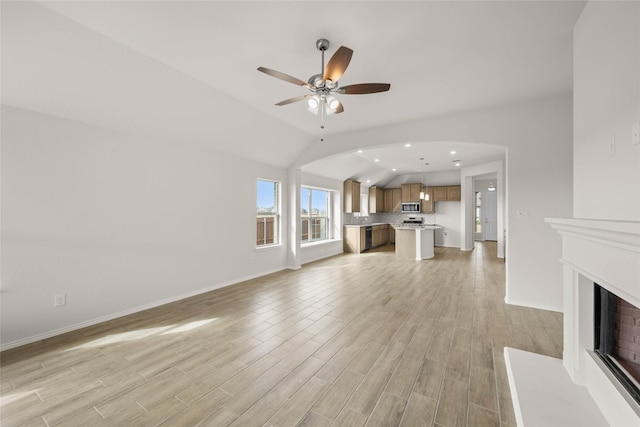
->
[326,95,340,111]
[307,95,320,109]
[488,182,496,191]
[258,39,390,123]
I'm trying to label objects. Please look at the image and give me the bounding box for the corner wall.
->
[573,1,640,221]
[0,106,289,349]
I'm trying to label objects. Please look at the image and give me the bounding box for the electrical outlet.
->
[516,210,529,220]
[633,123,640,146]
[54,293,66,307]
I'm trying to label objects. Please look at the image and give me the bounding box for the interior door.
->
[484,191,498,241]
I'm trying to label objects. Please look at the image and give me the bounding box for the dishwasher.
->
[364,226,373,251]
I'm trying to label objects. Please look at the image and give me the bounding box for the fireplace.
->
[594,284,640,405]
[545,218,640,425]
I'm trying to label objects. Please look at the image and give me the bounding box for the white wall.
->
[573,1,640,221]
[434,201,461,248]
[0,106,289,348]
[294,95,573,312]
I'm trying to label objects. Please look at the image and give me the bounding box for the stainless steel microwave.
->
[401,202,421,213]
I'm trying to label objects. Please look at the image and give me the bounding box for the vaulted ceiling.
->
[1,1,585,183]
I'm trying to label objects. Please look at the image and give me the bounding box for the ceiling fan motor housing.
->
[316,38,330,51]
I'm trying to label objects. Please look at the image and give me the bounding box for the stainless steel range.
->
[402,217,424,227]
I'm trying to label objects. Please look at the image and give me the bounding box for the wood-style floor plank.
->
[0,242,562,426]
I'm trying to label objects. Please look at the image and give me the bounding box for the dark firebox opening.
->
[594,284,640,405]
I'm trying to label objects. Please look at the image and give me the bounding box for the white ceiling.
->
[1,1,585,182]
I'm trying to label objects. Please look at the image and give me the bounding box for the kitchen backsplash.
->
[344,212,437,225]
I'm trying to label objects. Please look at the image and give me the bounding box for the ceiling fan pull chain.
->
[320,103,325,141]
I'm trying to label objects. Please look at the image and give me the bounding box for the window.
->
[301,187,330,243]
[256,179,280,247]
[359,194,369,217]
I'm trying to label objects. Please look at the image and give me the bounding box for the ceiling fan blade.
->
[323,46,353,83]
[337,83,391,95]
[275,94,313,106]
[257,66,310,87]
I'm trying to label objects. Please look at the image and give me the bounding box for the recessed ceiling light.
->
[392,168,397,172]
[374,158,380,162]
[357,149,363,153]
[450,150,457,155]
[366,179,371,183]
[404,143,411,148]
[455,162,461,167]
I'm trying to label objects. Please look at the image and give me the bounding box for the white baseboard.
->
[0,267,286,352]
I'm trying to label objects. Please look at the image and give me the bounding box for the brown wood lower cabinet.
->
[344,224,390,253]
[372,224,389,248]
[344,226,365,253]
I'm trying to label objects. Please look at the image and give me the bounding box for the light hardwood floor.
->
[0,242,562,426]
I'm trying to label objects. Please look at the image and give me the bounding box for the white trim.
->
[545,217,640,426]
[0,267,286,352]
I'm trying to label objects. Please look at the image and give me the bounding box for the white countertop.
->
[345,223,442,230]
[344,223,391,227]
[393,225,441,230]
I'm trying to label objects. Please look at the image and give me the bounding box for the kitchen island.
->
[393,225,441,260]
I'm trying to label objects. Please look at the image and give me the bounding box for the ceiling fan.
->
[257,38,390,116]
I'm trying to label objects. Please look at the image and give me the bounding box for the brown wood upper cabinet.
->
[392,189,401,212]
[401,183,422,202]
[368,186,386,213]
[383,188,402,212]
[344,179,361,213]
[432,185,461,201]
[421,187,434,213]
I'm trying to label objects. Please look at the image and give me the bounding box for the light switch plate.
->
[632,122,640,146]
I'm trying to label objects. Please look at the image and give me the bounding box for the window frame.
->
[256,178,281,248]
[300,186,331,245]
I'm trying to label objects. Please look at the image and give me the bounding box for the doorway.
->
[484,190,497,241]
[473,179,498,242]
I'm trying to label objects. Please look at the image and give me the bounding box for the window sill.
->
[301,239,340,248]
[255,243,283,251]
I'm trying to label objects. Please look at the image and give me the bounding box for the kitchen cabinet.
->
[344,224,389,253]
[372,224,389,248]
[343,226,366,253]
[344,179,361,213]
[432,185,461,201]
[446,186,461,201]
[384,188,402,212]
[421,187,434,213]
[432,186,448,201]
[384,189,393,212]
[401,183,422,202]
[390,189,402,212]
[369,186,385,213]
[389,227,395,244]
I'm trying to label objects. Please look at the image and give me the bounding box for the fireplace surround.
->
[594,284,640,405]
[545,218,640,425]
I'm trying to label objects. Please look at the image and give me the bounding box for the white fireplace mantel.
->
[505,218,640,426]
[544,218,640,425]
